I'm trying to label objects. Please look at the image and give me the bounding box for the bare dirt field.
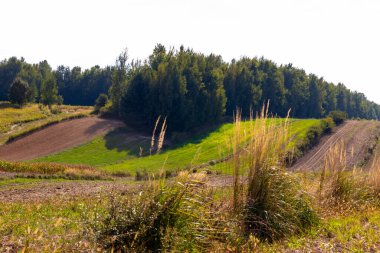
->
[0,180,139,203]
[0,117,124,161]
[291,120,380,171]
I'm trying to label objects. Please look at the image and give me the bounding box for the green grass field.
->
[35,127,151,166]
[2,179,379,252]
[36,119,322,175]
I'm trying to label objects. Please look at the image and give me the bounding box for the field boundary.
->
[5,113,90,144]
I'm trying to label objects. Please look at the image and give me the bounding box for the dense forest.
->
[1,44,379,131]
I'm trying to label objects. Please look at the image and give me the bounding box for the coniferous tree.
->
[109,48,129,113]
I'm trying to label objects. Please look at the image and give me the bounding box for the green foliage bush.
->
[94,93,108,114]
[328,110,347,125]
[321,117,335,133]
[9,78,29,106]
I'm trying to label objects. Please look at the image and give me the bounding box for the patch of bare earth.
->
[0,179,139,203]
[291,120,380,171]
[0,117,124,161]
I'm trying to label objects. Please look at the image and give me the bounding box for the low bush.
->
[328,110,347,125]
[94,94,108,114]
[321,117,335,134]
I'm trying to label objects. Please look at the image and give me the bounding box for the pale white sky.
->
[1,0,379,103]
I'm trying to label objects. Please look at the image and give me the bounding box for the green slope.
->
[34,127,151,166]
[36,119,321,174]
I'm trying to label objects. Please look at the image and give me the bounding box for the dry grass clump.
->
[231,104,318,241]
[319,141,375,212]
[86,173,225,252]
[0,160,106,180]
[368,153,380,197]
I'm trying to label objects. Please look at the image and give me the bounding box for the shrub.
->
[9,78,29,106]
[50,105,62,114]
[98,101,115,117]
[94,93,108,113]
[328,110,347,125]
[321,117,335,133]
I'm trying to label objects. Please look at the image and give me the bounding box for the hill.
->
[36,119,324,175]
[0,117,124,161]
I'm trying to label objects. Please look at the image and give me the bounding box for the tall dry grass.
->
[369,152,380,197]
[150,116,167,155]
[319,141,375,212]
[87,171,226,252]
[231,104,317,241]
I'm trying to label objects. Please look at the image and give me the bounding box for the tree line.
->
[1,45,379,131]
[0,57,113,106]
[115,45,380,131]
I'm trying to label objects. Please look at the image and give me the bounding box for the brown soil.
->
[0,179,139,203]
[0,174,234,203]
[0,117,124,161]
[291,120,380,171]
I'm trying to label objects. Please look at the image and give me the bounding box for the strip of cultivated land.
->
[0,117,124,161]
[0,103,92,144]
[291,120,380,171]
[36,119,323,174]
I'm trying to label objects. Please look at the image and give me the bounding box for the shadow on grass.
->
[103,127,151,155]
[103,123,225,157]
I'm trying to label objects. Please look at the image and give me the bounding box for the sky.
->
[1,0,380,103]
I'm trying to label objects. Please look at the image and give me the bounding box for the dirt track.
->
[0,117,124,161]
[291,120,380,171]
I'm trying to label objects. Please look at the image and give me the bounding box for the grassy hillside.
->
[3,116,380,252]
[37,119,323,174]
[35,127,151,166]
[0,102,92,144]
